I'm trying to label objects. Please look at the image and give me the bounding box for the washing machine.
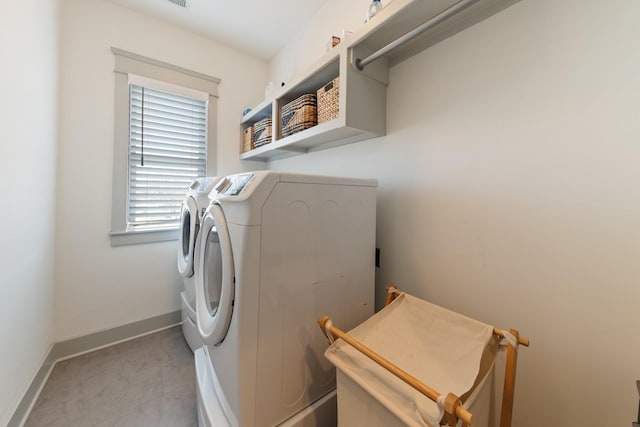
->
[193,170,377,427]
[177,176,220,352]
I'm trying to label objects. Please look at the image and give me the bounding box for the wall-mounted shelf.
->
[240,47,387,162]
[240,0,521,161]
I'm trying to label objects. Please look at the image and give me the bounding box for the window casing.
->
[110,48,219,246]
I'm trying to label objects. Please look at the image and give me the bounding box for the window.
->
[110,48,219,246]
[128,81,207,231]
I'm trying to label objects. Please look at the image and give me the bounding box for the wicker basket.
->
[242,126,253,152]
[281,94,317,138]
[253,117,272,148]
[317,77,339,124]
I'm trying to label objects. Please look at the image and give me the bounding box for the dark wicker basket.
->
[253,117,272,148]
[281,94,317,138]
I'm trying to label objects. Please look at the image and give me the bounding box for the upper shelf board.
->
[349,0,521,67]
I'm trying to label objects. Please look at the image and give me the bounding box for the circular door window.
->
[195,203,234,345]
[203,228,223,316]
[181,210,191,258]
[177,197,198,278]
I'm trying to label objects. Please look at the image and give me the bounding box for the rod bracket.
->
[354,0,479,71]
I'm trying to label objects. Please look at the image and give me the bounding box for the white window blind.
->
[128,84,207,231]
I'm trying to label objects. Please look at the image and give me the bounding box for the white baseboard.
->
[7,345,56,427]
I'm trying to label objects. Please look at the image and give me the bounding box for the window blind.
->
[128,84,207,231]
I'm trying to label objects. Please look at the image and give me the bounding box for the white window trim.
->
[110,47,220,246]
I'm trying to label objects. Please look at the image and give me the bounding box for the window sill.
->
[110,228,179,247]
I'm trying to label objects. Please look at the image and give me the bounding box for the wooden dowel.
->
[493,328,530,347]
[499,329,519,427]
[318,316,473,426]
[318,316,338,341]
[384,284,400,307]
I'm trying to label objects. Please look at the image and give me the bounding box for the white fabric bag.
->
[325,293,497,427]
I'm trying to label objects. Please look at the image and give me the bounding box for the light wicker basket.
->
[253,117,272,148]
[317,77,339,124]
[242,126,254,153]
[281,94,317,138]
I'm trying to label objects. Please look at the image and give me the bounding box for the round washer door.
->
[177,196,199,278]
[195,203,234,345]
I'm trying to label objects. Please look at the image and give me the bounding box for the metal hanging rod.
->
[354,0,480,71]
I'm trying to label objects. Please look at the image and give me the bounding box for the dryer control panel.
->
[215,173,254,196]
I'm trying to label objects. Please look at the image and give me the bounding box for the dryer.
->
[177,176,220,352]
[194,171,377,427]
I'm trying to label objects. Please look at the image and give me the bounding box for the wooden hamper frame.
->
[318,285,529,427]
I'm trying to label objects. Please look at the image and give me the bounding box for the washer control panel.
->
[190,176,219,193]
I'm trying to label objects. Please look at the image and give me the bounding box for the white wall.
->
[269,0,366,86]
[0,1,58,424]
[55,0,268,341]
[268,0,640,425]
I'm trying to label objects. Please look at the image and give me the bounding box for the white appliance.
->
[177,176,220,352]
[194,171,377,427]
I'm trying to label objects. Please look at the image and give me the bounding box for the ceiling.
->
[109,0,329,60]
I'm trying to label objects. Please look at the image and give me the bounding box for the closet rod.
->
[354,0,480,71]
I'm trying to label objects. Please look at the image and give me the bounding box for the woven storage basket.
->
[317,77,339,124]
[242,126,253,152]
[281,94,317,138]
[253,117,272,148]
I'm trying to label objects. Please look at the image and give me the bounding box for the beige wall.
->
[268,0,640,425]
[0,1,58,424]
[54,0,268,341]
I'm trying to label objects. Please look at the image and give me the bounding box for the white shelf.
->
[350,0,521,67]
[240,119,378,161]
[241,98,271,124]
[240,0,521,161]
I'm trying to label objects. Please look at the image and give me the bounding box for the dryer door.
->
[177,196,199,278]
[195,203,234,345]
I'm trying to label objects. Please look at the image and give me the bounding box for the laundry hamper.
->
[318,287,528,427]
